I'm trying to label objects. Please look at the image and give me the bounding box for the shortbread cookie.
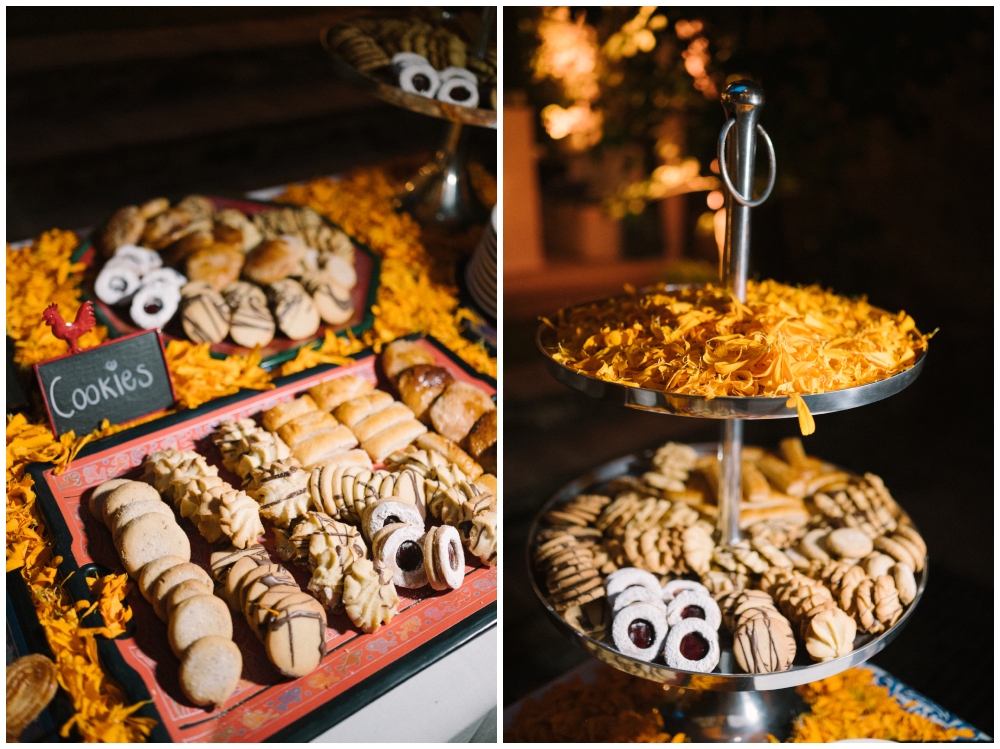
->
[803,607,856,662]
[826,528,874,559]
[269,279,320,340]
[862,552,896,579]
[612,601,668,661]
[255,464,311,528]
[663,616,721,672]
[102,481,162,528]
[224,555,271,609]
[422,525,465,591]
[309,544,358,609]
[137,555,187,603]
[873,535,917,571]
[734,615,796,673]
[89,478,131,522]
[237,564,294,613]
[178,636,242,707]
[166,578,217,619]
[252,589,307,635]
[372,523,428,589]
[873,574,903,628]
[173,474,226,521]
[343,558,398,634]
[152,562,213,622]
[168,595,233,658]
[244,575,301,625]
[263,594,328,678]
[117,514,191,577]
[109,499,174,542]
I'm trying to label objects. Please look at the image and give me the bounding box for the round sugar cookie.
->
[168,595,233,658]
[109,499,174,542]
[167,578,218,619]
[89,478,131,522]
[117,514,190,577]
[138,555,188,603]
[103,481,161,528]
[253,590,313,637]
[178,636,243,707]
[237,564,292,613]
[152,563,213,621]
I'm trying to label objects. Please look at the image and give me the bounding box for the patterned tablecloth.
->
[501,659,990,742]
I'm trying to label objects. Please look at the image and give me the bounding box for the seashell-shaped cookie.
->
[213,417,260,473]
[342,558,398,634]
[803,607,857,662]
[219,489,265,549]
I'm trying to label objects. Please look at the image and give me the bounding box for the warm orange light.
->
[706,190,725,210]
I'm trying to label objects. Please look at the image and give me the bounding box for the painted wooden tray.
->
[23,336,497,742]
[74,196,381,369]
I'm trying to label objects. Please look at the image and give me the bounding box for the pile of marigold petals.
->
[7,415,155,742]
[7,229,109,369]
[548,280,931,434]
[505,666,685,742]
[165,340,273,409]
[785,668,974,742]
[279,170,496,379]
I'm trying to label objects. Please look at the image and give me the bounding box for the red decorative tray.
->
[74,196,381,369]
[25,336,496,742]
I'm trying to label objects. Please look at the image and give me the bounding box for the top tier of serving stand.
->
[322,8,496,230]
[530,81,928,741]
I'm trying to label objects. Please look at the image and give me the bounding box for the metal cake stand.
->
[526,446,928,741]
[321,8,496,230]
[530,81,930,741]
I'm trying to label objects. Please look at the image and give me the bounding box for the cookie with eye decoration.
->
[372,523,428,589]
[663,617,720,673]
[422,525,465,591]
[612,585,666,615]
[662,579,710,603]
[665,589,722,631]
[605,567,661,606]
[612,601,668,662]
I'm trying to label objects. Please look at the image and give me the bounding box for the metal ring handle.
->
[717,119,776,208]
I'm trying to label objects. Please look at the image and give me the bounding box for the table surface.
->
[502,659,991,742]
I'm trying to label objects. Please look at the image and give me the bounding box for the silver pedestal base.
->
[661,686,805,742]
[397,121,488,231]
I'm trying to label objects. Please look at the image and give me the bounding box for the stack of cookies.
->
[89,478,243,707]
[210,545,327,679]
[720,589,797,673]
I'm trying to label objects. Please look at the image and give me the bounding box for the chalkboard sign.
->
[34,330,176,438]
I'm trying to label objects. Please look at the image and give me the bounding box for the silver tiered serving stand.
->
[530,81,928,742]
[322,8,496,230]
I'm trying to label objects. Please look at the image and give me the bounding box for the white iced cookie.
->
[130,282,180,330]
[372,523,428,589]
[611,601,668,661]
[662,579,710,603]
[362,498,424,543]
[605,568,661,606]
[95,263,141,305]
[665,590,722,631]
[612,585,666,615]
[663,617,720,673]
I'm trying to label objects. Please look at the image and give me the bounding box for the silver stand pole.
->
[715,81,774,546]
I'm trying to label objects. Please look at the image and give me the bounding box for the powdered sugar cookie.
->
[663,617,720,672]
[611,601,667,661]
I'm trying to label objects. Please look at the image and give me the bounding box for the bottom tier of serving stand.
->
[527,446,927,742]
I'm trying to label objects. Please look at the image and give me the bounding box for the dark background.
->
[504,7,993,735]
[7,7,495,239]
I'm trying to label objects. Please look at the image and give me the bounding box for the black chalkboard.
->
[34,330,175,438]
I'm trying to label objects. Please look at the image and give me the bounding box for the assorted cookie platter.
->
[25,337,497,742]
[322,13,497,128]
[527,440,926,690]
[77,195,379,367]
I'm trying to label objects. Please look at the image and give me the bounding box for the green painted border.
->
[16,336,496,742]
[70,195,382,369]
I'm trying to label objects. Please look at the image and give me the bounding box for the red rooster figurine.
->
[42,302,96,355]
